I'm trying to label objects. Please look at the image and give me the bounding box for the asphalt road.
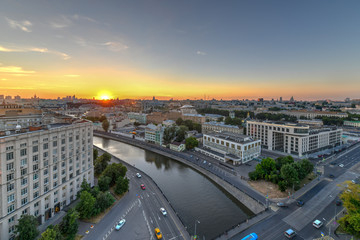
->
[83,149,189,240]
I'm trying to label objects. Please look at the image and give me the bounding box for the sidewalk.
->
[38,211,66,233]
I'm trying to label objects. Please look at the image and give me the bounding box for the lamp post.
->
[194,220,200,240]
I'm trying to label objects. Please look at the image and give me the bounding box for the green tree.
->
[98,175,112,191]
[95,192,115,212]
[193,123,202,133]
[76,191,96,219]
[93,148,98,162]
[59,208,79,240]
[78,179,91,197]
[102,163,127,185]
[99,115,107,122]
[163,126,176,144]
[300,159,314,175]
[94,153,111,175]
[115,177,129,195]
[338,181,360,238]
[275,156,294,170]
[176,125,188,142]
[280,163,299,187]
[102,119,110,132]
[175,117,183,126]
[185,137,199,150]
[15,215,39,240]
[39,225,62,240]
[254,157,276,179]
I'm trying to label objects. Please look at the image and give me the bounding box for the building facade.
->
[344,121,360,128]
[0,120,94,240]
[0,115,43,131]
[127,112,147,124]
[144,124,164,145]
[202,121,243,134]
[246,120,342,156]
[198,132,261,165]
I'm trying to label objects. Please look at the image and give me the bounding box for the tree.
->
[338,181,360,238]
[39,225,62,240]
[176,118,183,126]
[163,126,176,144]
[280,163,299,187]
[59,208,79,240]
[94,153,111,175]
[115,177,129,195]
[185,137,199,150]
[76,191,96,219]
[93,148,98,162]
[98,175,112,191]
[102,119,110,132]
[176,125,188,142]
[78,179,91,197]
[15,215,39,240]
[95,192,115,212]
[300,159,314,175]
[275,156,294,170]
[193,123,202,133]
[102,163,127,185]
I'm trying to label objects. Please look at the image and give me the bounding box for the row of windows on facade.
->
[249,124,292,132]
[6,175,90,215]
[204,136,260,150]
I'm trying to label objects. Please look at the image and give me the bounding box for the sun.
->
[100,95,110,100]
[96,91,113,100]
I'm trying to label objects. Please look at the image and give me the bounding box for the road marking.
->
[142,209,154,240]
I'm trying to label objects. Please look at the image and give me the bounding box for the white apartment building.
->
[344,121,360,128]
[246,120,342,156]
[0,120,94,240]
[144,124,164,146]
[0,115,43,131]
[127,112,147,124]
[202,121,243,134]
[198,132,261,165]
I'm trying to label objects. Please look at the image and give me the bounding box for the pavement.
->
[80,147,190,240]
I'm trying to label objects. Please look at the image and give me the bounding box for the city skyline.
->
[1,0,360,100]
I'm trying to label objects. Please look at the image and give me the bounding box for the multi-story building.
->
[144,124,164,145]
[0,115,43,131]
[182,114,206,124]
[202,121,243,134]
[343,120,360,128]
[246,120,342,156]
[127,112,147,124]
[0,120,94,240]
[197,132,261,165]
[262,110,348,119]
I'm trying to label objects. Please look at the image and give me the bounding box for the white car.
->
[136,173,141,178]
[160,208,167,216]
[115,219,126,230]
[313,219,323,228]
[339,164,344,168]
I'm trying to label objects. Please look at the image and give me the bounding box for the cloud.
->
[72,14,97,23]
[50,15,72,29]
[102,41,129,52]
[0,45,70,60]
[5,17,32,32]
[64,74,80,78]
[0,65,36,74]
[196,50,206,56]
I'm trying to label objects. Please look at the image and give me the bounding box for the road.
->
[231,143,360,240]
[83,148,190,240]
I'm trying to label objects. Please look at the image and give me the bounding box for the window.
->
[8,216,15,223]
[7,162,14,171]
[44,168,48,175]
[61,139,65,145]
[33,155,38,162]
[34,210,39,217]
[8,194,15,203]
[32,140,38,145]
[44,160,48,167]
[53,165,58,171]
[32,145,38,153]
[53,141,57,147]
[44,186,49,193]
[6,152,14,161]
[33,172,39,180]
[69,137,73,142]
[6,146,14,151]
[43,152,48,158]
[21,188,28,196]
[22,208,28,215]
[21,197,28,206]
[33,191,39,199]
[33,164,39,171]
[53,181,58,187]
[33,182,39,189]
[7,173,14,181]
[21,178,28,186]
[21,158,27,166]
[21,168,27,176]
[44,177,49,185]
[20,148,27,156]
[34,201,39,208]
[53,173,58,179]
[43,143,48,150]
[8,205,15,215]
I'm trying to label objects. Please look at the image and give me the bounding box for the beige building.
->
[202,121,243,134]
[246,120,342,156]
[0,120,94,240]
[344,121,360,128]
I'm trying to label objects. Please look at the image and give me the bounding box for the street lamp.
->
[194,220,200,240]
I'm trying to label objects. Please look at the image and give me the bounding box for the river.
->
[94,136,253,239]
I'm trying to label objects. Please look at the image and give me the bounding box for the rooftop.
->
[205,131,257,143]
[204,121,240,129]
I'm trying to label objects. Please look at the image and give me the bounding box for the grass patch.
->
[75,235,83,240]
[299,172,316,186]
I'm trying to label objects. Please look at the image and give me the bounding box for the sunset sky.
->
[1,0,360,100]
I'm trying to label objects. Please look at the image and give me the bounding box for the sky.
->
[1,0,360,100]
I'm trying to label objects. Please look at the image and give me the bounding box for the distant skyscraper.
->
[279,97,282,102]
[290,96,294,102]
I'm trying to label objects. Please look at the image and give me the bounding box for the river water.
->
[94,136,253,239]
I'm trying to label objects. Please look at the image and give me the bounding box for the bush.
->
[248,171,258,180]
[278,180,287,192]
[98,176,112,191]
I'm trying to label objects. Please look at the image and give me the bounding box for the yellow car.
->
[155,228,162,239]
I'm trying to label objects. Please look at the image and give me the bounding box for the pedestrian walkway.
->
[38,211,66,233]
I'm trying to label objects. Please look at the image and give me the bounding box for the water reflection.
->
[94,136,252,239]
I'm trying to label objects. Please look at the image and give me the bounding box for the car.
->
[330,162,337,166]
[115,219,126,230]
[241,232,258,240]
[136,173,141,178]
[297,200,304,207]
[154,228,162,239]
[277,202,288,208]
[329,174,335,178]
[313,219,323,228]
[284,229,296,239]
[140,184,145,190]
[339,164,344,167]
[160,208,167,216]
